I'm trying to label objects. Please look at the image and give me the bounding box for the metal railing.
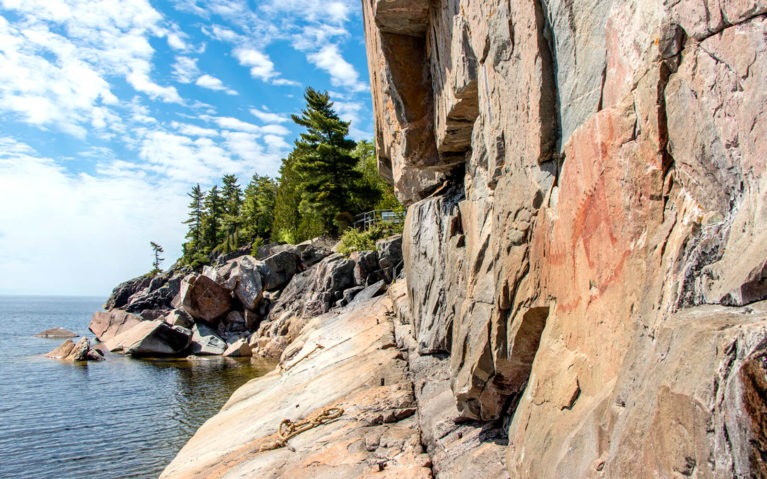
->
[353,209,404,230]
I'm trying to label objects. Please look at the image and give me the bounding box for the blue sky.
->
[0,0,373,297]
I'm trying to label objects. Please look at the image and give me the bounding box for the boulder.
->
[255,242,284,259]
[164,309,194,329]
[46,337,103,361]
[45,339,75,359]
[35,327,77,339]
[260,250,299,290]
[204,256,264,310]
[107,320,192,356]
[223,338,252,357]
[89,310,142,343]
[103,274,153,310]
[224,311,246,330]
[376,234,403,282]
[350,250,380,286]
[123,274,182,315]
[244,309,260,330]
[336,286,365,308]
[189,323,227,355]
[347,280,387,308]
[180,274,231,323]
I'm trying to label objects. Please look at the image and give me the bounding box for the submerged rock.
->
[46,337,104,361]
[35,327,77,339]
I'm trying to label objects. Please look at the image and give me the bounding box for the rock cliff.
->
[363,0,767,476]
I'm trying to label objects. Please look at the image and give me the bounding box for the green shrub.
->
[250,237,264,256]
[275,228,297,245]
[333,211,354,232]
[337,224,401,256]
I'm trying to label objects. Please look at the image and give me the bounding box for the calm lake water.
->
[0,296,274,479]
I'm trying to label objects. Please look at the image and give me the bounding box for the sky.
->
[0,0,373,297]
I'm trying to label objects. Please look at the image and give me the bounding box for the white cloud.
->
[233,47,277,81]
[0,0,184,135]
[307,44,368,92]
[258,0,355,25]
[0,138,188,296]
[292,24,348,51]
[250,107,288,123]
[195,74,238,95]
[171,121,220,137]
[172,56,199,83]
[211,116,261,133]
[260,124,291,136]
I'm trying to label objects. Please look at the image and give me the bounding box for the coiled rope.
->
[258,407,344,452]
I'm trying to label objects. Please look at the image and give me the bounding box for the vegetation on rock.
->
[180,87,399,268]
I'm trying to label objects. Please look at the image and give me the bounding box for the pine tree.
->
[220,174,243,251]
[272,152,302,242]
[202,185,224,251]
[291,87,363,233]
[150,241,164,273]
[182,184,205,260]
[241,174,277,241]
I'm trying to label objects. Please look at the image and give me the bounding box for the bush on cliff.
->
[337,223,402,256]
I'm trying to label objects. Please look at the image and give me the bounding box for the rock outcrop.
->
[89,310,142,343]
[46,337,104,361]
[363,0,767,476]
[161,294,431,479]
[106,320,192,356]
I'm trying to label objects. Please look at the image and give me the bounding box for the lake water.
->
[0,296,274,479]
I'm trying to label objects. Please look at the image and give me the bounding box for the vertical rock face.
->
[363,0,767,476]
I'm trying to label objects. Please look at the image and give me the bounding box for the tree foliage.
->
[180,86,401,269]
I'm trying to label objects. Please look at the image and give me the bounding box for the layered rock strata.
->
[363,0,767,476]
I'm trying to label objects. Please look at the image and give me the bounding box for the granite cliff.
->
[364,0,767,476]
[162,1,767,477]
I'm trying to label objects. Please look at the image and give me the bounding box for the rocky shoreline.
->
[57,236,403,365]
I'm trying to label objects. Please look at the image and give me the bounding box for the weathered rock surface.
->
[363,1,767,476]
[106,320,191,356]
[35,327,77,339]
[103,274,153,310]
[161,295,431,479]
[222,338,252,357]
[260,250,298,291]
[376,234,403,282]
[189,323,227,356]
[389,282,509,478]
[180,274,231,323]
[164,309,194,329]
[46,337,103,361]
[89,310,142,343]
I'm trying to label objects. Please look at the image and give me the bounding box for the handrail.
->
[352,209,404,230]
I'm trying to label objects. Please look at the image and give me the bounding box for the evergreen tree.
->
[220,174,243,251]
[150,241,164,273]
[272,152,302,242]
[241,174,277,241]
[202,185,224,250]
[182,184,205,259]
[291,87,363,233]
[351,140,399,211]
